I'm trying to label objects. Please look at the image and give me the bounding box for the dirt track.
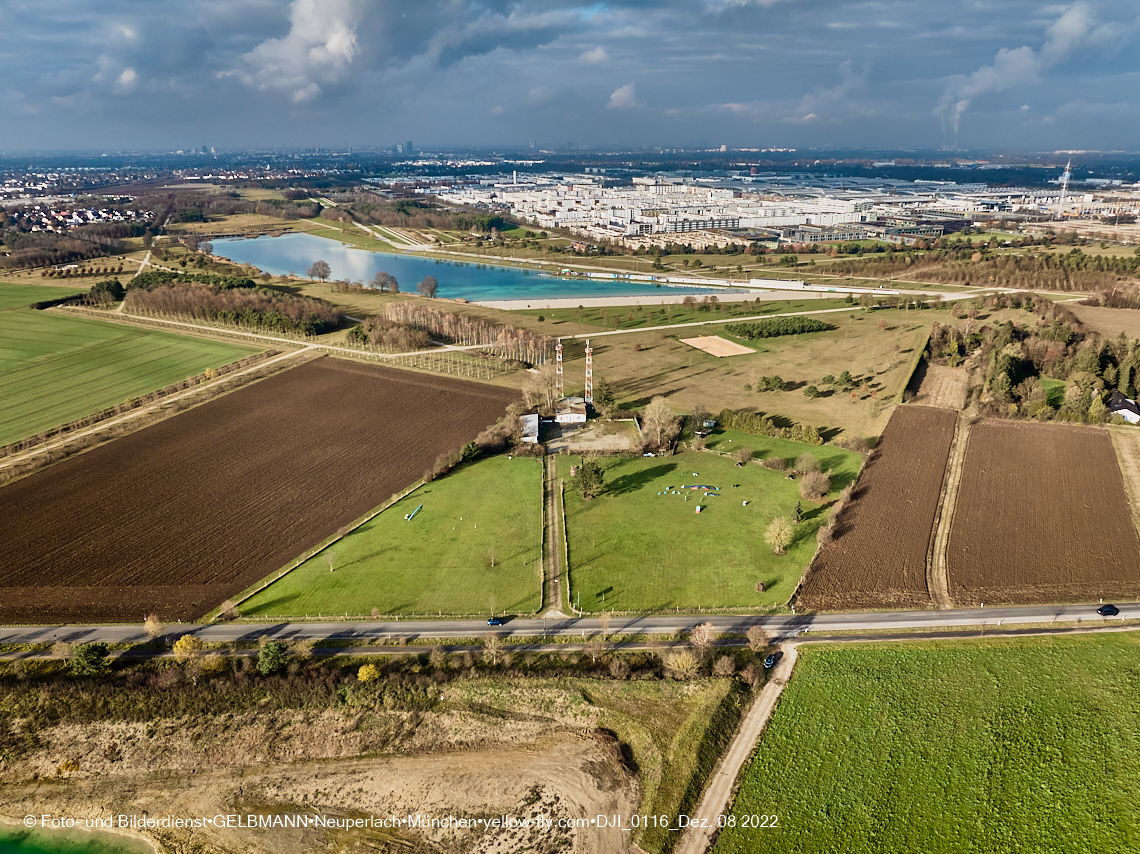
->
[798,406,957,611]
[0,357,516,623]
[947,420,1140,605]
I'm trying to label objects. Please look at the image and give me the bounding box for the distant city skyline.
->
[1,0,1138,153]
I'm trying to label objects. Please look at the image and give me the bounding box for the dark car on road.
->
[763,652,781,669]
[1097,604,1120,617]
[487,616,504,626]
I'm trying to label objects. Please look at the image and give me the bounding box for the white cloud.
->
[578,46,609,64]
[606,82,641,109]
[115,67,138,94]
[236,0,360,104]
[936,2,1127,140]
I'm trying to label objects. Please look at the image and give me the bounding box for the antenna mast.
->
[555,338,564,399]
[584,339,594,404]
[1057,159,1071,220]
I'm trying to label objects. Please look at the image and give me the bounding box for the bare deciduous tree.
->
[307,260,331,282]
[598,611,612,641]
[799,470,832,500]
[643,396,679,446]
[746,625,770,653]
[483,632,504,665]
[143,614,163,645]
[218,600,241,621]
[662,649,700,679]
[713,655,737,677]
[417,275,439,297]
[734,446,753,466]
[690,621,717,653]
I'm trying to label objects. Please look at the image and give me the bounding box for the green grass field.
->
[243,455,543,618]
[0,301,259,445]
[0,282,84,310]
[560,446,862,612]
[714,634,1140,854]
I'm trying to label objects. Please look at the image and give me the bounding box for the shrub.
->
[358,663,381,682]
[794,453,821,473]
[800,470,832,500]
[172,634,205,662]
[761,456,787,471]
[257,641,289,676]
[70,643,110,677]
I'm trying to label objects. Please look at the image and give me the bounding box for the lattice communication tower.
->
[555,338,564,398]
[584,339,594,403]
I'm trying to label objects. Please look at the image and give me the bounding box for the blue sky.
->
[1,0,1137,152]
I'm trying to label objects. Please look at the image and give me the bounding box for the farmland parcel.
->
[242,455,543,617]
[0,357,516,623]
[0,301,259,445]
[798,405,958,610]
[946,420,1140,605]
[713,635,1140,854]
[561,444,862,612]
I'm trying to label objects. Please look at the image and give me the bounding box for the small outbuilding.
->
[555,397,588,424]
[519,413,540,443]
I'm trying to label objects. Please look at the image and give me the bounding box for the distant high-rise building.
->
[396,144,404,154]
[201,145,208,154]
[406,140,413,156]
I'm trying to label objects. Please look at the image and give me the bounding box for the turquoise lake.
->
[211,232,724,303]
[0,825,151,854]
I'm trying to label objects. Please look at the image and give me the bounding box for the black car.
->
[1097,604,1120,617]
[763,652,781,669]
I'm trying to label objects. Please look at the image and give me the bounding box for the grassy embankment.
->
[714,633,1140,854]
[0,284,260,445]
[242,455,543,618]
[559,446,862,613]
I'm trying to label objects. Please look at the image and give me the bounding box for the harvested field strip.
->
[798,405,958,611]
[946,420,1140,605]
[0,357,517,623]
[1110,427,1140,536]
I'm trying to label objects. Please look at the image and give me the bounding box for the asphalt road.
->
[2,602,1134,647]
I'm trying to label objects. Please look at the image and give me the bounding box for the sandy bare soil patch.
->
[947,420,1140,605]
[913,365,968,410]
[0,357,516,623]
[678,335,756,357]
[2,736,634,854]
[798,406,957,610]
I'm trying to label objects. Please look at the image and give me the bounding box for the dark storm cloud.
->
[0,0,1138,151]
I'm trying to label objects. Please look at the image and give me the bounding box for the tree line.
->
[724,316,834,340]
[716,408,824,445]
[381,303,552,365]
[830,247,1140,292]
[125,282,344,335]
[129,270,255,291]
[931,291,1140,422]
[345,318,431,352]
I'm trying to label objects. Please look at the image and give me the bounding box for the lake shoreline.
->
[0,815,158,854]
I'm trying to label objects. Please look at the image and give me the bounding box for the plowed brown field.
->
[798,406,957,610]
[0,357,517,624]
[947,420,1140,605]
